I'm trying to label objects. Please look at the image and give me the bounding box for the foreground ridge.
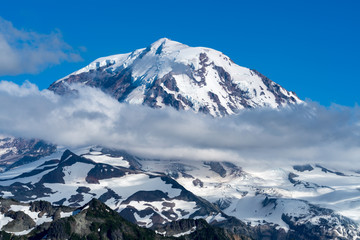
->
[0,198,247,240]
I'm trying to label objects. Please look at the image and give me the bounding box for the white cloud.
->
[0,81,360,170]
[0,17,81,75]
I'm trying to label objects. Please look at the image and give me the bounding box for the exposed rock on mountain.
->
[0,148,359,239]
[0,149,226,229]
[0,137,56,172]
[49,38,302,116]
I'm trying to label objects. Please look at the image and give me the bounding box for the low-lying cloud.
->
[0,17,81,75]
[0,80,360,170]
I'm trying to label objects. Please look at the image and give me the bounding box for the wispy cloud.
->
[0,17,81,75]
[0,81,359,170]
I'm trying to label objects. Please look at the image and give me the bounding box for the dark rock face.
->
[287,172,327,190]
[143,73,190,110]
[192,53,210,87]
[0,198,73,235]
[85,164,126,184]
[288,172,300,185]
[98,188,122,203]
[0,182,54,202]
[204,162,227,178]
[251,69,300,106]
[214,198,232,211]
[122,190,169,204]
[293,164,314,172]
[222,162,243,176]
[207,92,228,115]
[192,178,204,187]
[214,65,251,111]
[76,187,91,194]
[0,138,56,171]
[68,194,84,207]
[29,200,53,214]
[2,211,36,232]
[164,163,195,180]
[40,167,65,184]
[315,164,346,176]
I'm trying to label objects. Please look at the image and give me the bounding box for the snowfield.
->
[140,157,360,229]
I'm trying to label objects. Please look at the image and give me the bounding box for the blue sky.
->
[0,0,359,106]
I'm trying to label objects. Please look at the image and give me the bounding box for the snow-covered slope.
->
[140,158,360,239]
[0,147,359,238]
[0,148,225,230]
[49,38,302,116]
[0,137,56,172]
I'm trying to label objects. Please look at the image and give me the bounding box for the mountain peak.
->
[49,39,302,116]
[150,37,171,46]
[148,37,188,55]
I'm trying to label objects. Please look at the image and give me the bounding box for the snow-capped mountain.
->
[49,38,302,116]
[2,39,358,239]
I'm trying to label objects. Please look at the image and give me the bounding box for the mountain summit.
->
[49,38,302,116]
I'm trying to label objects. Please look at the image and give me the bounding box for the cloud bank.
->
[0,17,81,75]
[0,80,359,170]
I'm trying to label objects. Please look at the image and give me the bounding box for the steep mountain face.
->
[0,137,56,172]
[49,38,302,116]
